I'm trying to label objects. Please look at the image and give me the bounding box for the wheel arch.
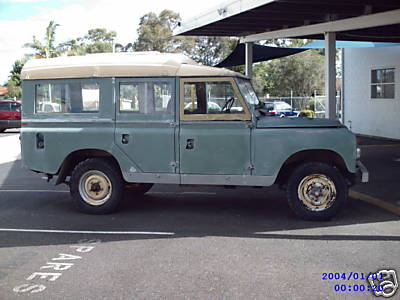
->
[55,149,121,185]
[274,149,351,186]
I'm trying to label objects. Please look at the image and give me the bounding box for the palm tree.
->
[24,21,61,58]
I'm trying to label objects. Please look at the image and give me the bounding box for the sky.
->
[0,0,224,84]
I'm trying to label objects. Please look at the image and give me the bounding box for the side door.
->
[115,77,178,182]
[179,77,253,184]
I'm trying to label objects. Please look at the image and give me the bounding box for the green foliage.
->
[133,10,236,66]
[24,20,61,58]
[84,28,116,54]
[5,81,21,99]
[183,37,237,66]
[4,58,26,99]
[133,10,180,52]
[253,50,325,97]
[61,28,117,55]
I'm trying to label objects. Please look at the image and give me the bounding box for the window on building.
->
[36,82,99,113]
[371,68,395,99]
[119,81,173,114]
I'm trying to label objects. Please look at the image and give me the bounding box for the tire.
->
[70,158,124,214]
[0,128,6,133]
[126,183,153,196]
[286,162,348,221]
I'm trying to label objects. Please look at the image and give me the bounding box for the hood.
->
[256,117,344,128]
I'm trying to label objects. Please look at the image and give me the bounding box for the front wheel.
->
[70,158,124,214]
[286,162,348,221]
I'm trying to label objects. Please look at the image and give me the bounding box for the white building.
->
[343,46,400,140]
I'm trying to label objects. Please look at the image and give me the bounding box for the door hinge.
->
[246,122,255,129]
[248,163,255,171]
[169,122,178,128]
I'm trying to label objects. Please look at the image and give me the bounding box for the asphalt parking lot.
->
[0,130,399,299]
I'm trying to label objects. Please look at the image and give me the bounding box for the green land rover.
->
[20,52,368,220]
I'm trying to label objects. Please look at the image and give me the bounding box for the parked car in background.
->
[264,101,297,117]
[0,100,21,133]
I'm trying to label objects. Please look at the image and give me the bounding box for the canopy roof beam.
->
[242,8,400,42]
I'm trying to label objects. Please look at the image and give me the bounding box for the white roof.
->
[21,52,244,80]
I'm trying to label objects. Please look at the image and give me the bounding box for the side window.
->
[35,82,99,113]
[10,102,21,112]
[119,81,173,115]
[183,81,244,115]
[0,102,10,111]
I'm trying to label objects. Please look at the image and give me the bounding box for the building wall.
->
[344,46,400,140]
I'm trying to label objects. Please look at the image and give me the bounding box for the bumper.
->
[356,160,369,183]
[0,120,21,129]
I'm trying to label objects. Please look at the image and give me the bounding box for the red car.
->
[0,100,21,133]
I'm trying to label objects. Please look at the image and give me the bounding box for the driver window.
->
[184,81,244,115]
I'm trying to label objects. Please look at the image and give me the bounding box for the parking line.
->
[0,228,175,235]
[349,190,400,216]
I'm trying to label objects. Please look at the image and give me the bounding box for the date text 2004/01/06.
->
[322,272,385,281]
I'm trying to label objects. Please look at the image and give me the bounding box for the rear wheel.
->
[286,162,348,221]
[70,158,124,214]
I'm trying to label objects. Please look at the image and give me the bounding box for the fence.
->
[259,95,341,119]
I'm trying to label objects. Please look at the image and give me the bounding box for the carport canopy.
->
[175,0,400,119]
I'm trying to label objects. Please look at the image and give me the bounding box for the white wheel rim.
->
[297,174,336,211]
[79,170,112,206]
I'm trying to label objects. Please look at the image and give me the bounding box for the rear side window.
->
[119,81,173,115]
[0,102,10,111]
[35,82,99,113]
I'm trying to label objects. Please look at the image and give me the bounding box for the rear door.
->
[115,77,178,178]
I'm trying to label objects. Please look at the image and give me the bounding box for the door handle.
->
[122,134,129,144]
[186,139,194,150]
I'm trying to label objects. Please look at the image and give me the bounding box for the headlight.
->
[356,147,361,159]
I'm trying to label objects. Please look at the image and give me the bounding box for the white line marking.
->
[0,228,175,235]
[181,192,217,195]
[0,190,69,193]
[149,191,217,195]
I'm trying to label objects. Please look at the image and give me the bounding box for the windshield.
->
[236,78,259,105]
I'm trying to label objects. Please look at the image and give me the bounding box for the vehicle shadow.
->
[0,159,399,249]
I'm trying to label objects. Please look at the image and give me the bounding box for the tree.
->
[252,49,325,97]
[60,28,117,55]
[24,20,61,58]
[182,37,237,66]
[5,58,26,99]
[133,10,236,66]
[84,28,116,53]
[133,10,180,52]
